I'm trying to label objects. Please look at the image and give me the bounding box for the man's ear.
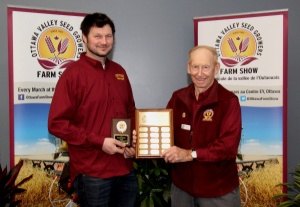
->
[214,63,220,75]
[187,62,191,74]
[82,35,87,44]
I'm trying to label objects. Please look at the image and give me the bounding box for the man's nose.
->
[100,37,107,44]
[196,68,203,76]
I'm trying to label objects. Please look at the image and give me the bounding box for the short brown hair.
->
[80,13,115,37]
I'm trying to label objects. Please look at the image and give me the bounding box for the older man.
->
[162,45,242,207]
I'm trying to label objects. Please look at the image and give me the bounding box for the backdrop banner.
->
[194,9,287,206]
[7,6,86,166]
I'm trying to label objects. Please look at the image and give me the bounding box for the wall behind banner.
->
[0,0,299,177]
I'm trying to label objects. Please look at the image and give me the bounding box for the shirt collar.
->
[190,82,213,101]
[80,53,109,70]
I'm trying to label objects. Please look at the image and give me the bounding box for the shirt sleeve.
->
[48,70,104,149]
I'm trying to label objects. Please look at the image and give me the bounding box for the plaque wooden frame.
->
[135,109,174,158]
[111,118,132,147]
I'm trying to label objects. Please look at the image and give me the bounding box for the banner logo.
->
[30,20,85,77]
[216,23,264,68]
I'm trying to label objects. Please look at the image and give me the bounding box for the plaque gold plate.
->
[135,109,173,158]
[111,118,131,147]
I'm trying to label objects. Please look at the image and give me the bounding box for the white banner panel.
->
[8,7,86,166]
[194,9,288,206]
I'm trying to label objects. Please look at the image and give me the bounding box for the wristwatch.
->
[191,149,197,161]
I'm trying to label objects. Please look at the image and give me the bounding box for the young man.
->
[162,45,242,207]
[48,13,137,207]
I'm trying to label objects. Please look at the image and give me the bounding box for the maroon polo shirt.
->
[167,80,242,197]
[48,53,135,183]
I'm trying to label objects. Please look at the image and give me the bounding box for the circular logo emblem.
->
[36,27,77,70]
[220,29,257,67]
[203,109,214,121]
[38,28,77,61]
[221,29,256,58]
[116,121,127,133]
[31,20,84,72]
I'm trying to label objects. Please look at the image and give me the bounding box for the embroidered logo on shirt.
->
[115,74,125,80]
[203,109,214,121]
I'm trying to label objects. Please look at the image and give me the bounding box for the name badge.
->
[181,124,191,131]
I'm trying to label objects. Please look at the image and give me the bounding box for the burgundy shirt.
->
[167,80,242,197]
[48,53,136,183]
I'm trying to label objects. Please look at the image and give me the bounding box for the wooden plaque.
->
[111,118,131,147]
[135,109,173,158]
